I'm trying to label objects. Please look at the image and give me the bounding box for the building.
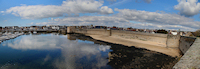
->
[0,26,2,31]
[4,26,13,30]
[13,26,20,30]
[30,26,37,30]
[59,26,68,30]
[185,32,196,37]
[50,25,60,30]
[94,26,107,29]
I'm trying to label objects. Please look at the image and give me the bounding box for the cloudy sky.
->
[1,0,200,31]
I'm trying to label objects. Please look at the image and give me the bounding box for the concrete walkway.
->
[173,38,200,69]
[88,35,180,57]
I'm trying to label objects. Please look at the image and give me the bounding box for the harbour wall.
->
[71,28,182,48]
[179,36,196,54]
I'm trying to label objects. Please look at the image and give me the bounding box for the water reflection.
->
[4,35,61,50]
[67,34,76,40]
[0,33,112,69]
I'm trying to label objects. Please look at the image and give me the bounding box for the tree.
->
[156,29,168,34]
[193,30,200,37]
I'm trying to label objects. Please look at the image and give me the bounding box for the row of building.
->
[0,25,68,31]
[0,25,195,36]
[66,25,196,36]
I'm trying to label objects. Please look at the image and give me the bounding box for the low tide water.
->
[0,33,177,69]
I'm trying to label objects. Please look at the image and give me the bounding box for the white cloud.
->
[6,35,61,50]
[99,0,104,3]
[100,6,114,14]
[5,0,113,19]
[143,0,152,3]
[135,0,152,3]
[114,8,200,30]
[1,11,4,13]
[107,0,117,2]
[34,16,130,26]
[174,0,200,17]
[3,20,7,22]
[32,15,195,31]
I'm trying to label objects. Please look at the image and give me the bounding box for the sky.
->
[1,0,200,31]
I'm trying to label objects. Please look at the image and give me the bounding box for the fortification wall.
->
[74,29,110,36]
[179,36,196,54]
[166,35,181,48]
[111,30,168,44]
[72,28,194,51]
[73,29,170,47]
[86,29,110,36]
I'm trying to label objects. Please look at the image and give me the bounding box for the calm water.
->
[0,33,176,69]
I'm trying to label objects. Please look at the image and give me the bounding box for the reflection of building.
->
[67,34,76,40]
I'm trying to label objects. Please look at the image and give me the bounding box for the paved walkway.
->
[173,38,200,69]
[88,35,180,57]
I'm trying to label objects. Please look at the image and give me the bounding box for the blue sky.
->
[1,0,200,31]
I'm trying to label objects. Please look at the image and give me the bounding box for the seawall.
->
[68,28,183,57]
[72,28,183,48]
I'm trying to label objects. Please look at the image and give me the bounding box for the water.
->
[0,33,176,69]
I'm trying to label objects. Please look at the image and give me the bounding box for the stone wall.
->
[179,36,196,54]
[67,26,76,33]
[74,29,111,36]
[86,29,111,36]
[166,35,181,48]
[73,29,169,47]
[71,28,194,51]
[173,38,199,68]
[74,29,87,34]
[111,30,168,44]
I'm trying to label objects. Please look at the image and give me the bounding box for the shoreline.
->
[84,34,181,57]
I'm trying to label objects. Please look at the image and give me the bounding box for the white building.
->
[30,26,37,30]
[51,25,60,30]
[171,32,178,35]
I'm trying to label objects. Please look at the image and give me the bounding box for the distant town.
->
[0,25,198,37]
